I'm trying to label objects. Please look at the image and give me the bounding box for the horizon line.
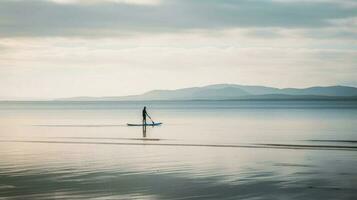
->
[1,83,357,101]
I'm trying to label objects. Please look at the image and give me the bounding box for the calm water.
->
[0,100,356,199]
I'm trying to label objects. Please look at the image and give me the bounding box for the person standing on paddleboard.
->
[142,106,153,125]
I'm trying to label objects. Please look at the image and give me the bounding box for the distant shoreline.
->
[3,84,357,102]
[2,97,357,102]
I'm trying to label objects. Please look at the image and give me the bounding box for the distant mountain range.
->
[57,84,357,101]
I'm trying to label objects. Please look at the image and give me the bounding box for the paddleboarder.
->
[127,107,161,127]
[142,106,153,125]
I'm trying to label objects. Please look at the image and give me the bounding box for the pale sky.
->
[0,0,356,99]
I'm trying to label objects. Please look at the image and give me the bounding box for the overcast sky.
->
[0,0,356,99]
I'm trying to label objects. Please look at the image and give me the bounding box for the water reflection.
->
[1,101,357,199]
[0,143,356,200]
[143,125,146,138]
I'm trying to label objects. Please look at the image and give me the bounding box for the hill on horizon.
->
[57,84,357,101]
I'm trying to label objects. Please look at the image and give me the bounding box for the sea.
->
[0,100,356,199]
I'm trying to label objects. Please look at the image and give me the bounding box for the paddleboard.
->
[127,122,162,126]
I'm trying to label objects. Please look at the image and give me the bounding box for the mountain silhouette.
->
[58,84,357,101]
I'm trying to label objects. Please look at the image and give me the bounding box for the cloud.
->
[243,29,283,39]
[47,0,161,6]
[0,0,356,98]
[1,34,356,98]
[0,0,356,38]
[271,0,357,7]
[329,17,357,28]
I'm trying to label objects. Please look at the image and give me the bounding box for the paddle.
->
[147,114,155,124]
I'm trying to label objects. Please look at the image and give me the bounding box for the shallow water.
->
[0,100,356,199]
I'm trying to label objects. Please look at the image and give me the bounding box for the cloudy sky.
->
[0,0,356,99]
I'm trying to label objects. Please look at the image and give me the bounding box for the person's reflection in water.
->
[142,124,147,138]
